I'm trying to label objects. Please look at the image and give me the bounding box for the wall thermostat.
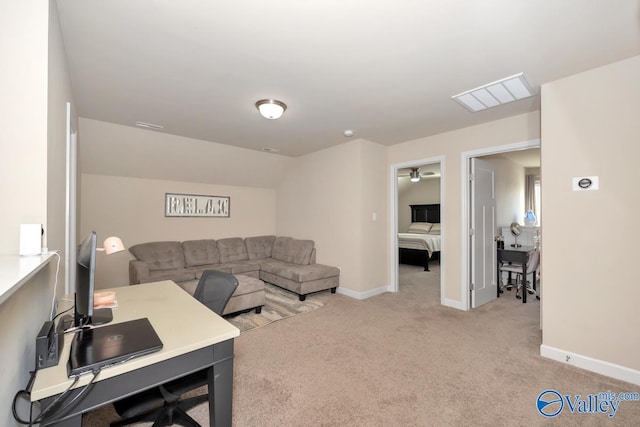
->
[572,176,599,191]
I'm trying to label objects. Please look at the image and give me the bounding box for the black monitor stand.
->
[86,308,114,327]
[59,308,113,333]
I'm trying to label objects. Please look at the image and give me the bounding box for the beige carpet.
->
[226,283,326,332]
[85,265,640,426]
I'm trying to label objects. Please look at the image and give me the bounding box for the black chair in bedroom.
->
[111,271,239,427]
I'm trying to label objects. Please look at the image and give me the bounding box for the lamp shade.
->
[256,99,287,120]
[101,236,125,255]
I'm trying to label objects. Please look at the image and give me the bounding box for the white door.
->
[470,158,497,308]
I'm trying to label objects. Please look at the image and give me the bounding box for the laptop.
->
[68,317,163,377]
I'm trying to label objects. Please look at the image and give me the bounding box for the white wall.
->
[80,174,278,289]
[485,156,525,230]
[397,177,441,233]
[79,118,294,189]
[0,2,74,425]
[0,0,49,254]
[277,139,388,296]
[541,55,640,379]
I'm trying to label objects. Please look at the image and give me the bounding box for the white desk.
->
[31,280,240,426]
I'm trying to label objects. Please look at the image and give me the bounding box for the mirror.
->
[510,222,522,247]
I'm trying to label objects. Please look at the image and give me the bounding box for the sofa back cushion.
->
[245,235,276,260]
[217,237,249,262]
[129,241,185,271]
[271,236,315,265]
[182,239,220,266]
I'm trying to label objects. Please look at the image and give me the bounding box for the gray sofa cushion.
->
[271,236,315,265]
[182,239,220,266]
[186,261,260,279]
[129,241,185,271]
[245,235,276,260]
[260,261,339,282]
[149,268,196,283]
[217,237,249,262]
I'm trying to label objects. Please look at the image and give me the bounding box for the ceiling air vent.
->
[452,73,534,112]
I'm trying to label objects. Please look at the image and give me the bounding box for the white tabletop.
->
[31,280,239,401]
[0,253,56,305]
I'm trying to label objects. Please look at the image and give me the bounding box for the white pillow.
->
[429,223,441,234]
[407,222,432,234]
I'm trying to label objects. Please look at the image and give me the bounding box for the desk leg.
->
[496,258,500,298]
[522,262,527,303]
[208,341,234,427]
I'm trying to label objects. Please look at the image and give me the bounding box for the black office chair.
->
[111,271,238,427]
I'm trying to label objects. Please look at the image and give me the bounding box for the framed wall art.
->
[165,193,230,217]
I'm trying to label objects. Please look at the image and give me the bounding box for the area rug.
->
[225,283,326,332]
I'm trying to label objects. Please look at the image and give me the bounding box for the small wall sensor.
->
[572,176,599,191]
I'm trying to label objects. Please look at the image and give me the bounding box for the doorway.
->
[461,139,541,310]
[390,156,444,302]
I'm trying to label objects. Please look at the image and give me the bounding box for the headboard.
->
[410,204,440,224]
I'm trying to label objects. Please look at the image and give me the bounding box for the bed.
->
[398,204,441,271]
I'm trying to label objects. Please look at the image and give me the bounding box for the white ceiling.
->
[56,0,640,157]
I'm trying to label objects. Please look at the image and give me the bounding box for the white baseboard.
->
[337,285,388,300]
[540,344,640,386]
[441,297,466,311]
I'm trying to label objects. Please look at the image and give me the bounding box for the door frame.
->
[389,156,445,301]
[461,138,540,310]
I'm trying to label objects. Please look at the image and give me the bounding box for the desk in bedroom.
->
[30,280,240,426]
[497,246,536,303]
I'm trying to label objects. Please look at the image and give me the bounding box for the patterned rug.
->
[225,283,326,332]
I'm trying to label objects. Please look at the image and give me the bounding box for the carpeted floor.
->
[85,265,640,426]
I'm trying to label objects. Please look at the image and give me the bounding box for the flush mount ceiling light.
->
[451,73,534,112]
[256,99,287,120]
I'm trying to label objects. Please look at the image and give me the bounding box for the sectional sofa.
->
[128,235,340,315]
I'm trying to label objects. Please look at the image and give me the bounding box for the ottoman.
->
[222,274,265,315]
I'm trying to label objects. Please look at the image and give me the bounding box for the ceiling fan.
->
[398,167,435,182]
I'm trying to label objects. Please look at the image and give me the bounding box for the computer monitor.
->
[74,231,113,328]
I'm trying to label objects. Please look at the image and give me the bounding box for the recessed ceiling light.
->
[135,121,164,129]
[261,147,280,153]
[452,73,534,112]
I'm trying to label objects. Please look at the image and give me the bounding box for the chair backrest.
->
[193,270,239,315]
[526,249,540,274]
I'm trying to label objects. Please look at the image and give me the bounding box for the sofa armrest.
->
[129,260,150,284]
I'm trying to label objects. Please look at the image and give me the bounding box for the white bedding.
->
[398,233,442,257]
